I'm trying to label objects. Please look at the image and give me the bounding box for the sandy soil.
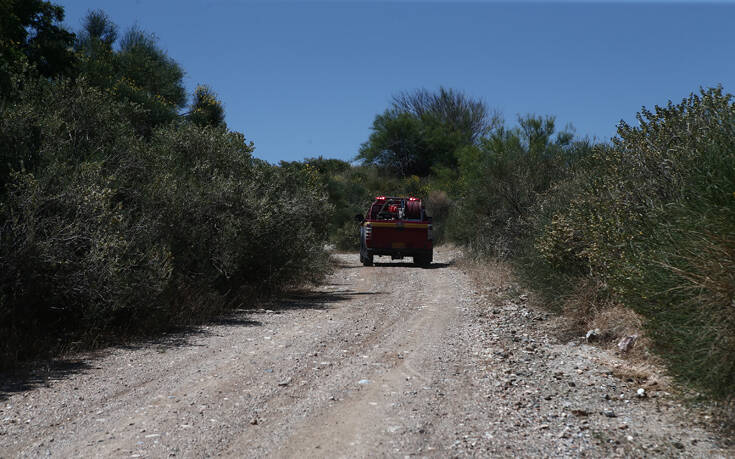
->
[1,247,732,458]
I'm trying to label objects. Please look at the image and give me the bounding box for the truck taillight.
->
[428,224,433,241]
[365,223,372,240]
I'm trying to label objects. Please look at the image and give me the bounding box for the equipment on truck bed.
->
[356,196,433,267]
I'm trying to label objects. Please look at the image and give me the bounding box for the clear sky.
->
[57,1,735,163]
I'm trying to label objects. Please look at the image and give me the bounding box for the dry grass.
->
[589,305,644,341]
[589,305,653,361]
[460,253,655,366]
[607,361,664,387]
[558,278,652,360]
[560,278,607,332]
[454,250,516,297]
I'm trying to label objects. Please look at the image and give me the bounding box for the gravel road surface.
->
[1,247,732,457]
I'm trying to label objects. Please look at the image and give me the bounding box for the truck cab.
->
[357,196,433,266]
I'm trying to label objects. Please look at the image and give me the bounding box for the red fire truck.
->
[356,196,433,266]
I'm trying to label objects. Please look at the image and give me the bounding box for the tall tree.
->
[0,0,76,103]
[73,12,187,134]
[392,87,500,143]
[76,9,118,49]
[517,114,573,155]
[358,87,499,177]
[114,25,186,133]
[117,25,186,110]
[188,84,226,128]
[358,110,429,176]
[75,9,118,89]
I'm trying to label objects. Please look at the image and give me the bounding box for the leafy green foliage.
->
[0,80,169,359]
[147,125,330,293]
[393,87,498,144]
[448,115,582,258]
[188,84,226,128]
[358,111,429,176]
[280,157,369,250]
[357,87,498,177]
[117,26,186,110]
[1,79,328,366]
[424,190,452,243]
[74,12,188,135]
[0,0,76,102]
[531,87,735,396]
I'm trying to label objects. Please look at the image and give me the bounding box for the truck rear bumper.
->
[365,247,433,260]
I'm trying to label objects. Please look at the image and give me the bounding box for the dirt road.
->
[1,248,732,457]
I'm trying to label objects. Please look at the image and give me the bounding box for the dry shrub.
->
[560,278,650,359]
[426,190,451,218]
[455,249,515,294]
[522,88,735,397]
[560,278,608,333]
[608,362,661,386]
[590,305,652,361]
[639,227,735,398]
[0,80,331,368]
[590,305,645,345]
[425,190,452,243]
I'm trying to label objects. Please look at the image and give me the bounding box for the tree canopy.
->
[0,0,76,102]
[188,84,226,128]
[357,87,499,177]
[72,11,190,134]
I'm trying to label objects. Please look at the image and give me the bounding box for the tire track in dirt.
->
[267,258,464,457]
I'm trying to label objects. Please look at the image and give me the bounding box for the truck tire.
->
[362,253,373,266]
[414,255,431,267]
[360,241,373,266]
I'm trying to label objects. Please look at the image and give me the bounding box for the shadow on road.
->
[370,261,454,269]
[268,289,379,312]
[336,261,454,270]
[0,287,372,401]
[0,359,93,402]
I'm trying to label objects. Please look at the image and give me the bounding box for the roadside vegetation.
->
[2,1,732,401]
[0,2,330,367]
[310,85,734,400]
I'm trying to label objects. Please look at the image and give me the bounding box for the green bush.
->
[0,164,171,325]
[0,78,332,366]
[448,116,584,258]
[424,190,451,243]
[333,220,360,251]
[0,80,171,360]
[531,87,735,396]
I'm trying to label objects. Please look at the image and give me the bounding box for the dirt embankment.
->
[1,247,732,457]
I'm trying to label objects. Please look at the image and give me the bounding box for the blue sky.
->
[58,1,735,163]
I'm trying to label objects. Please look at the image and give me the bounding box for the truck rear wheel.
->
[414,255,431,267]
[360,247,373,266]
[362,253,373,266]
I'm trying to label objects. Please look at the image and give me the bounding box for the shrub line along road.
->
[0,248,731,457]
